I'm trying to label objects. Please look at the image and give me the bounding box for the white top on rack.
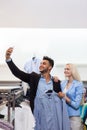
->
[0,86,22,90]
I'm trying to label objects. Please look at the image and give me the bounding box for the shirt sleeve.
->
[68,82,83,109]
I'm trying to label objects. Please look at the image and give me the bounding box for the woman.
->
[61,63,83,130]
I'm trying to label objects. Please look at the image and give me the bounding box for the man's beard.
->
[40,68,48,74]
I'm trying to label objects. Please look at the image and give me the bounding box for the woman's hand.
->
[58,92,65,98]
[64,95,71,103]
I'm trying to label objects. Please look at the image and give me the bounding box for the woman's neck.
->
[66,77,73,89]
[68,76,73,83]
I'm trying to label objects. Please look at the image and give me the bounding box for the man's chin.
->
[40,69,48,74]
[40,70,44,74]
[40,70,43,73]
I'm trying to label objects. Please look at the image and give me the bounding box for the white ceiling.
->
[0,0,87,27]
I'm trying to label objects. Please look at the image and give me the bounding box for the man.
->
[5,47,70,130]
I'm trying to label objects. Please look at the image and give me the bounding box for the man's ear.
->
[49,66,52,71]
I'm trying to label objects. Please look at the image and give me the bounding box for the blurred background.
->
[0,0,87,83]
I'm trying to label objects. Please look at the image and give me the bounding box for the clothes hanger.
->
[32,53,36,60]
[46,90,53,93]
[32,56,36,60]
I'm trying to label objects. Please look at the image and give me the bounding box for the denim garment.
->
[34,92,70,130]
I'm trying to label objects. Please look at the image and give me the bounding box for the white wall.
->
[0,28,87,66]
[0,64,20,81]
[52,64,87,81]
[0,63,87,82]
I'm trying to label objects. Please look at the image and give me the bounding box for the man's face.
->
[39,60,52,74]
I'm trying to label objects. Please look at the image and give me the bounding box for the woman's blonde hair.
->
[66,63,81,81]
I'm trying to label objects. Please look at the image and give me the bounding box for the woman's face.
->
[64,64,72,78]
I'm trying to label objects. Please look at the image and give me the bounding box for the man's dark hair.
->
[43,56,54,68]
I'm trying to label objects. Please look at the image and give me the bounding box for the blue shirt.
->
[36,76,53,97]
[34,92,70,130]
[61,80,83,117]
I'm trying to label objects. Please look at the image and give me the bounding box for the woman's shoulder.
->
[73,80,83,90]
[73,80,83,85]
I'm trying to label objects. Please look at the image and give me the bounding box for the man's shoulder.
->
[31,72,41,80]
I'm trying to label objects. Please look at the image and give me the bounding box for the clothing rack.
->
[0,81,23,130]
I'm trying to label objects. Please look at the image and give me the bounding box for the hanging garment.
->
[34,91,70,130]
[0,102,35,130]
[24,57,41,74]
[0,120,13,130]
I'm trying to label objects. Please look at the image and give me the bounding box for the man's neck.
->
[42,73,51,83]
